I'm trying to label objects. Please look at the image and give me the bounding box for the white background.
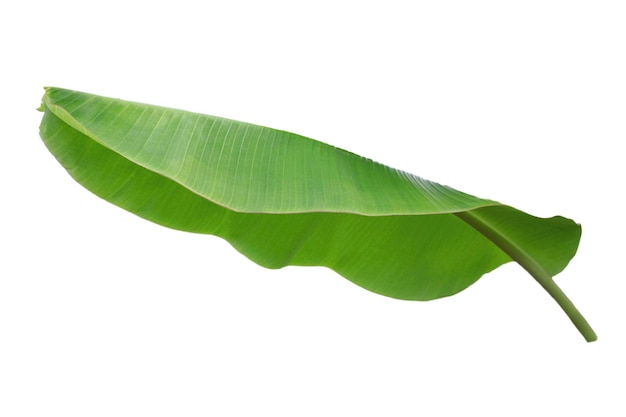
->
[2,1,625,415]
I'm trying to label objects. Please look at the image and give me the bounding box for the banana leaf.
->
[37,87,596,342]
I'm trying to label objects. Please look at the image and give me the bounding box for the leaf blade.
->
[38,87,593,340]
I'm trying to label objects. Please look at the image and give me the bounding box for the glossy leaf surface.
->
[38,87,595,341]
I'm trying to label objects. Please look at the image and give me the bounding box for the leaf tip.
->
[38,86,56,112]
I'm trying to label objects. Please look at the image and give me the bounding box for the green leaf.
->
[38,87,595,342]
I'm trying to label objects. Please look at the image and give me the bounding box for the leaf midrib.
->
[42,94,501,217]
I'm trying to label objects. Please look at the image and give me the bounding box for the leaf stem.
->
[528,270,597,342]
[455,210,597,342]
